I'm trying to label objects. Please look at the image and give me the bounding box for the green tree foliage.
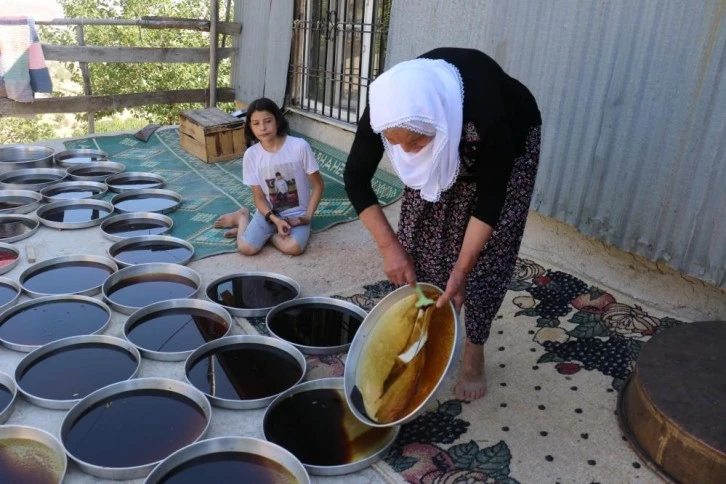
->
[41,0,232,125]
[0,117,56,144]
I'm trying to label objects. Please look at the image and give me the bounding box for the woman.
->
[344,47,541,402]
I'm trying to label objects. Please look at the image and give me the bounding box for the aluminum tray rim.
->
[0,145,55,173]
[0,242,21,275]
[0,425,68,481]
[19,254,118,298]
[204,271,301,317]
[54,149,108,167]
[36,198,115,229]
[111,188,182,215]
[66,161,126,181]
[0,167,68,191]
[100,211,174,241]
[40,180,109,201]
[107,234,194,268]
[0,276,21,311]
[0,189,43,214]
[0,370,17,424]
[105,171,166,193]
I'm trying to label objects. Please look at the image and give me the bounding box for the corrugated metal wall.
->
[386,0,725,288]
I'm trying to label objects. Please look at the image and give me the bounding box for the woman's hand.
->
[381,241,416,286]
[438,268,466,312]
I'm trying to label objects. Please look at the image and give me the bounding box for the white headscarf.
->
[369,58,464,202]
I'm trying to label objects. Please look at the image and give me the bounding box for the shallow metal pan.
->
[0,370,17,424]
[40,180,108,201]
[19,254,118,298]
[108,234,194,267]
[111,188,182,214]
[123,298,233,361]
[36,199,114,229]
[100,212,174,241]
[0,145,55,173]
[144,437,311,484]
[0,277,22,311]
[60,377,212,480]
[0,425,67,482]
[0,214,40,243]
[14,334,141,410]
[0,189,43,214]
[54,148,108,168]
[106,171,166,192]
[102,262,202,315]
[0,167,67,191]
[66,161,125,181]
[205,272,301,318]
[0,243,21,275]
[184,335,306,410]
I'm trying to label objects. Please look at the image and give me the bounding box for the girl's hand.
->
[438,268,466,312]
[381,241,416,286]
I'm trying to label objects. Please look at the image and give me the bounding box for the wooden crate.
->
[179,107,246,163]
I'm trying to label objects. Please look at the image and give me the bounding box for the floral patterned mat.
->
[248,257,684,483]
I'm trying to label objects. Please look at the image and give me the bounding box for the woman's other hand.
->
[381,241,416,286]
[438,268,466,311]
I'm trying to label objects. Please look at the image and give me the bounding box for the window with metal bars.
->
[289,0,391,125]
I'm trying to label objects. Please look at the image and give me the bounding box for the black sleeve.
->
[471,120,515,227]
[343,105,385,214]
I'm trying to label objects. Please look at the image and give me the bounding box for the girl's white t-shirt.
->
[242,136,320,217]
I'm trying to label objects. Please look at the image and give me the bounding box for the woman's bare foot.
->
[455,339,486,402]
[214,207,248,228]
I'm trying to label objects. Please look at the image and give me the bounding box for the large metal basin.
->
[0,425,67,482]
[0,146,55,173]
[0,167,67,191]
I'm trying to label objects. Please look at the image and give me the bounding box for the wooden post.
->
[208,0,219,107]
[76,25,95,133]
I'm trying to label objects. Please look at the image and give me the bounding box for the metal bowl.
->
[61,377,212,480]
[0,294,112,352]
[36,199,114,229]
[14,334,141,409]
[54,149,108,167]
[144,437,311,484]
[0,242,21,275]
[111,188,182,215]
[40,180,108,201]
[266,297,368,355]
[0,167,67,191]
[0,277,22,311]
[343,283,461,427]
[19,254,118,298]
[184,335,306,410]
[0,425,67,482]
[0,370,17,424]
[102,262,202,315]
[205,272,301,318]
[66,161,125,181]
[100,212,174,241]
[263,377,399,476]
[106,171,166,192]
[124,298,233,361]
[108,234,194,267]
[0,189,43,214]
[0,214,40,243]
[0,145,55,173]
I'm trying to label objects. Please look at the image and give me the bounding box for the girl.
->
[215,98,324,256]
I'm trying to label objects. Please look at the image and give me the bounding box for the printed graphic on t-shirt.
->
[266,165,299,211]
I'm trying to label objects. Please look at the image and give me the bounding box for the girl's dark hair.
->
[244,97,289,147]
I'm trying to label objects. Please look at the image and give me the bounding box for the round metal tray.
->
[124,298,233,361]
[100,212,174,241]
[184,335,306,410]
[0,167,67,191]
[61,377,212,480]
[0,145,55,173]
[343,283,461,427]
[0,370,17,424]
[0,294,112,352]
[205,272,301,318]
[266,297,368,355]
[66,161,125,181]
[19,254,118,298]
[108,234,194,267]
[54,149,108,167]
[0,276,22,311]
[36,198,114,229]
[0,214,40,243]
[0,425,67,482]
[144,437,311,484]
[106,171,166,192]
[263,377,399,476]
[15,334,141,409]
[0,189,43,214]
[102,262,202,315]
[0,242,21,275]
[40,180,108,201]
[111,188,182,214]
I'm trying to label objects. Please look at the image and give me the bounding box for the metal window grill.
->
[289,0,391,125]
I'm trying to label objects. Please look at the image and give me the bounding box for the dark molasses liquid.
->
[18,344,138,401]
[72,168,115,177]
[3,175,60,184]
[0,384,12,412]
[114,242,192,265]
[63,389,207,468]
[110,179,160,190]
[187,344,302,400]
[47,189,98,200]
[115,196,177,213]
[42,206,110,223]
[104,219,169,238]
[264,388,392,466]
[0,283,19,307]
[0,300,108,346]
[127,308,228,353]
[207,277,297,309]
[0,197,34,209]
[159,452,298,484]
[0,438,64,484]
[106,275,197,308]
[23,262,113,295]
[268,305,363,347]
